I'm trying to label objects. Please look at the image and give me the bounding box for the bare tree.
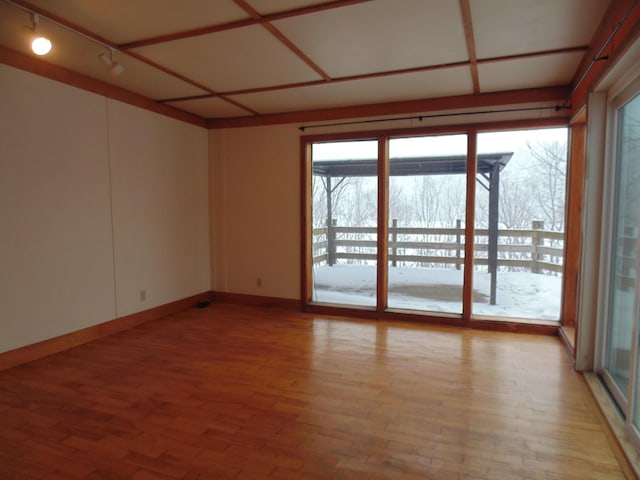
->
[526,140,567,232]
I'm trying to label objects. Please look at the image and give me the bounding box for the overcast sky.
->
[312,127,568,160]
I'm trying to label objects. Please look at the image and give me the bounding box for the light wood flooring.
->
[0,303,630,479]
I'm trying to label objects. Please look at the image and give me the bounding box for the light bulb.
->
[31,36,51,55]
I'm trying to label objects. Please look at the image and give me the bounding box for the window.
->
[303,122,570,324]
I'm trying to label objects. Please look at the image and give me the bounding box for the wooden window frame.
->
[301,117,574,334]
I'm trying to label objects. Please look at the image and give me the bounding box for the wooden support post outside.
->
[391,219,398,267]
[488,164,500,305]
[531,220,545,274]
[377,138,389,312]
[463,132,477,321]
[456,219,462,270]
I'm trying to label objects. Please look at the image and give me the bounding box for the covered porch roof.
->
[312,153,513,177]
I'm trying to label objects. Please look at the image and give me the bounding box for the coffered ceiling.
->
[0,0,613,122]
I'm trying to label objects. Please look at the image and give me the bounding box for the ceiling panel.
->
[25,0,249,44]
[0,0,617,123]
[0,3,207,99]
[246,0,338,16]
[273,0,469,78]
[478,52,585,93]
[229,66,474,115]
[471,0,610,59]
[132,24,323,92]
[166,97,253,118]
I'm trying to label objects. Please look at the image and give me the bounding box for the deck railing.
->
[312,220,564,274]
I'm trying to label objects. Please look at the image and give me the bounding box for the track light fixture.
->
[98,49,125,76]
[30,13,51,56]
[8,1,127,77]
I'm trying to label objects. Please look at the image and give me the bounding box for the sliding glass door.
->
[304,124,569,323]
[474,129,567,321]
[310,140,378,307]
[600,90,640,416]
[387,134,467,313]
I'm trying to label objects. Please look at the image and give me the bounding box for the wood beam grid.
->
[459,0,480,94]
[233,0,332,82]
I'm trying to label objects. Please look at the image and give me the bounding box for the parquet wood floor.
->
[0,303,629,479]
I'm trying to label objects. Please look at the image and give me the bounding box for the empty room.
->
[2,0,640,478]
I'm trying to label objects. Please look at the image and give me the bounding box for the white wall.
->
[109,101,209,316]
[0,64,210,353]
[210,125,301,299]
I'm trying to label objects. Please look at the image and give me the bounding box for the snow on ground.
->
[312,265,561,321]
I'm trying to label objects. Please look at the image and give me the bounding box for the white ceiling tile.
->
[245,0,337,16]
[166,97,253,118]
[230,66,474,114]
[471,0,610,59]
[132,24,323,92]
[273,0,469,78]
[478,52,585,93]
[25,0,249,44]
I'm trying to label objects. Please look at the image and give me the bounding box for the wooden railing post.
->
[327,218,337,266]
[391,219,398,267]
[531,220,544,274]
[455,219,462,270]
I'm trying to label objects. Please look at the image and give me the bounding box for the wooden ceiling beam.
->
[208,86,570,129]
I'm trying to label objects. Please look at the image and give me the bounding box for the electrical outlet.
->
[139,289,146,302]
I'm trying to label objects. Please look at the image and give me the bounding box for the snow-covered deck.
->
[312,265,561,321]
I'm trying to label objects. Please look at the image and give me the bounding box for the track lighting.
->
[30,13,51,55]
[98,50,125,76]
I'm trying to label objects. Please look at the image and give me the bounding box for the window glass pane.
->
[311,140,378,307]
[608,94,640,401]
[387,134,467,313]
[473,128,568,321]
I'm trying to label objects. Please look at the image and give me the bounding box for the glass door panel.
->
[387,134,467,313]
[605,93,640,403]
[473,129,568,321]
[311,140,378,307]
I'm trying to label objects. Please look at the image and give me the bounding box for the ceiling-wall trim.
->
[0,43,572,132]
[0,45,208,128]
[207,86,570,129]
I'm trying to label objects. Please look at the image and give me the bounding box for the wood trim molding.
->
[570,0,640,114]
[583,372,640,479]
[211,291,303,310]
[303,303,558,335]
[562,123,586,329]
[208,86,571,129]
[0,46,207,128]
[0,292,213,372]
